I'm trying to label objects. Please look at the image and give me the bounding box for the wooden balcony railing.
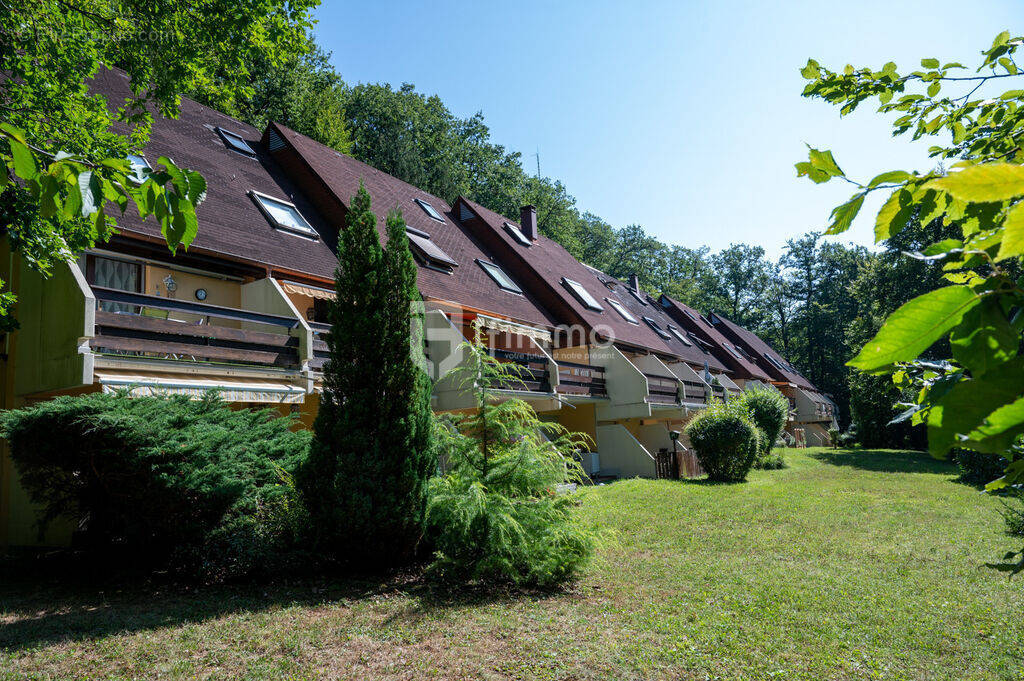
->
[90,287,301,369]
[556,360,607,398]
[491,348,551,393]
[643,372,680,404]
[309,321,330,372]
[681,379,707,403]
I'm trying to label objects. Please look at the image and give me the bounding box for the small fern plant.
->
[425,324,596,587]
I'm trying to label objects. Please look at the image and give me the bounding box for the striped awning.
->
[477,314,552,344]
[95,370,307,404]
[280,280,335,300]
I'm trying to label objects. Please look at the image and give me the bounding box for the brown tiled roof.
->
[659,295,770,381]
[708,312,815,389]
[89,69,339,280]
[265,123,559,329]
[456,197,724,368]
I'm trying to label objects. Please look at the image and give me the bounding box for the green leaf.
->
[950,297,1019,375]
[800,59,820,79]
[921,57,940,69]
[867,170,911,188]
[969,397,1024,454]
[826,193,865,235]
[997,201,1024,260]
[927,81,940,97]
[849,286,982,372]
[925,358,1024,455]
[9,140,37,179]
[930,163,1024,202]
[874,188,914,241]
[808,147,844,178]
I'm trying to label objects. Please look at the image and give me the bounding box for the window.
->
[127,154,150,184]
[88,255,141,313]
[562,278,603,311]
[683,308,699,322]
[414,198,445,222]
[407,229,458,270]
[643,316,671,340]
[628,288,648,306]
[723,343,744,360]
[217,127,256,155]
[606,297,638,323]
[504,221,532,246]
[251,192,318,238]
[667,325,692,346]
[477,259,522,293]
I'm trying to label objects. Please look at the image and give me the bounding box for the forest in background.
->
[191,40,949,446]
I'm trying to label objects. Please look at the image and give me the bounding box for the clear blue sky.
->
[313,0,1019,259]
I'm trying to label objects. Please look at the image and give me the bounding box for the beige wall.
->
[144,264,242,326]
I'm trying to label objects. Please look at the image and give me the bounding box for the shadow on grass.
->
[0,551,565,652]
[810,448,957,475]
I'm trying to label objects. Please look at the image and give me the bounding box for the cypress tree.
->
[299,182,435,569]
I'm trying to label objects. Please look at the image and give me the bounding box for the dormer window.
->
[217,127,256,156]
[414,198,445,223]
[251,191,318,239]
[407,229,458,271]
[504,221,532,247]
[477,259,522,294]
[126,154,151,184]
[606,297,638,324]
[562,278,603,311]
[667,325,692,346]
[643,316,671,340]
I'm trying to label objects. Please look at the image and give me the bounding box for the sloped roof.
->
[708,311,815,389]
[89,68,339,280]
[659,295,770,381]
[456,197,724,368]
[264,123,558,329]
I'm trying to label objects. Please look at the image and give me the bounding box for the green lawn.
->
[2,448,1022,680]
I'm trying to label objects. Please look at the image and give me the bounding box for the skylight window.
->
[723,343,744,360]
[562,278,603,311]
[667,325,692,346]
[477,259,522,293]
[643,316,671,340]
[126,154,150,184]
[606,298,638,324]
[683,308,699,322]
[407,230,458,270]
[217,127,256,155]
[504,221,532,247]
[251,191,318,238]
[628,288,648,306]
[414,198,445,223]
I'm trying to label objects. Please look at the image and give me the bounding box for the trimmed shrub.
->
[828,427,840,449]
[686,400,760,482]
[425,333,595,587]
[952,448,1007,487]
[734,387,788,468]
[0,391,310,580]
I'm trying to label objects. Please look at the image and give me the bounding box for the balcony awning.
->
[280,280,336,300]
[95,370,307,404]
[477,314,552,344]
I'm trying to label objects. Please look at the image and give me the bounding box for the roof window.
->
[667,325,692,346]
[407,229,458,270]
[504,221,532,247]
[628,288,648,306]
[723,343,744,360]
[217,127,256,156]
[643,316,672,340]
[477,259,522,293]
[562,278,604,311]
[414,198,445,223]
[606,298,638,324]
[251,191,318,239]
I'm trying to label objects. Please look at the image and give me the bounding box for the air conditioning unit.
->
[581,451,600,475]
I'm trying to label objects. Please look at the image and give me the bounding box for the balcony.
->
[491,348,552,392]
[90,287,303,369]
[309,321,330,372]
[643,372,680,405]
[556,360,608,398]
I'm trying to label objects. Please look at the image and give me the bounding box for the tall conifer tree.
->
[299,182,435,569]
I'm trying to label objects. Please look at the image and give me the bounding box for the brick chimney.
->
[628,273,640,293]
[520,205,537,241]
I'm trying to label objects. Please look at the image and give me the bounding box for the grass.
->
[2,447,1022,680]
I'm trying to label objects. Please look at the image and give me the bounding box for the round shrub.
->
[0,391,311,580]
[734,386,789,466]
[685,400,760,482]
